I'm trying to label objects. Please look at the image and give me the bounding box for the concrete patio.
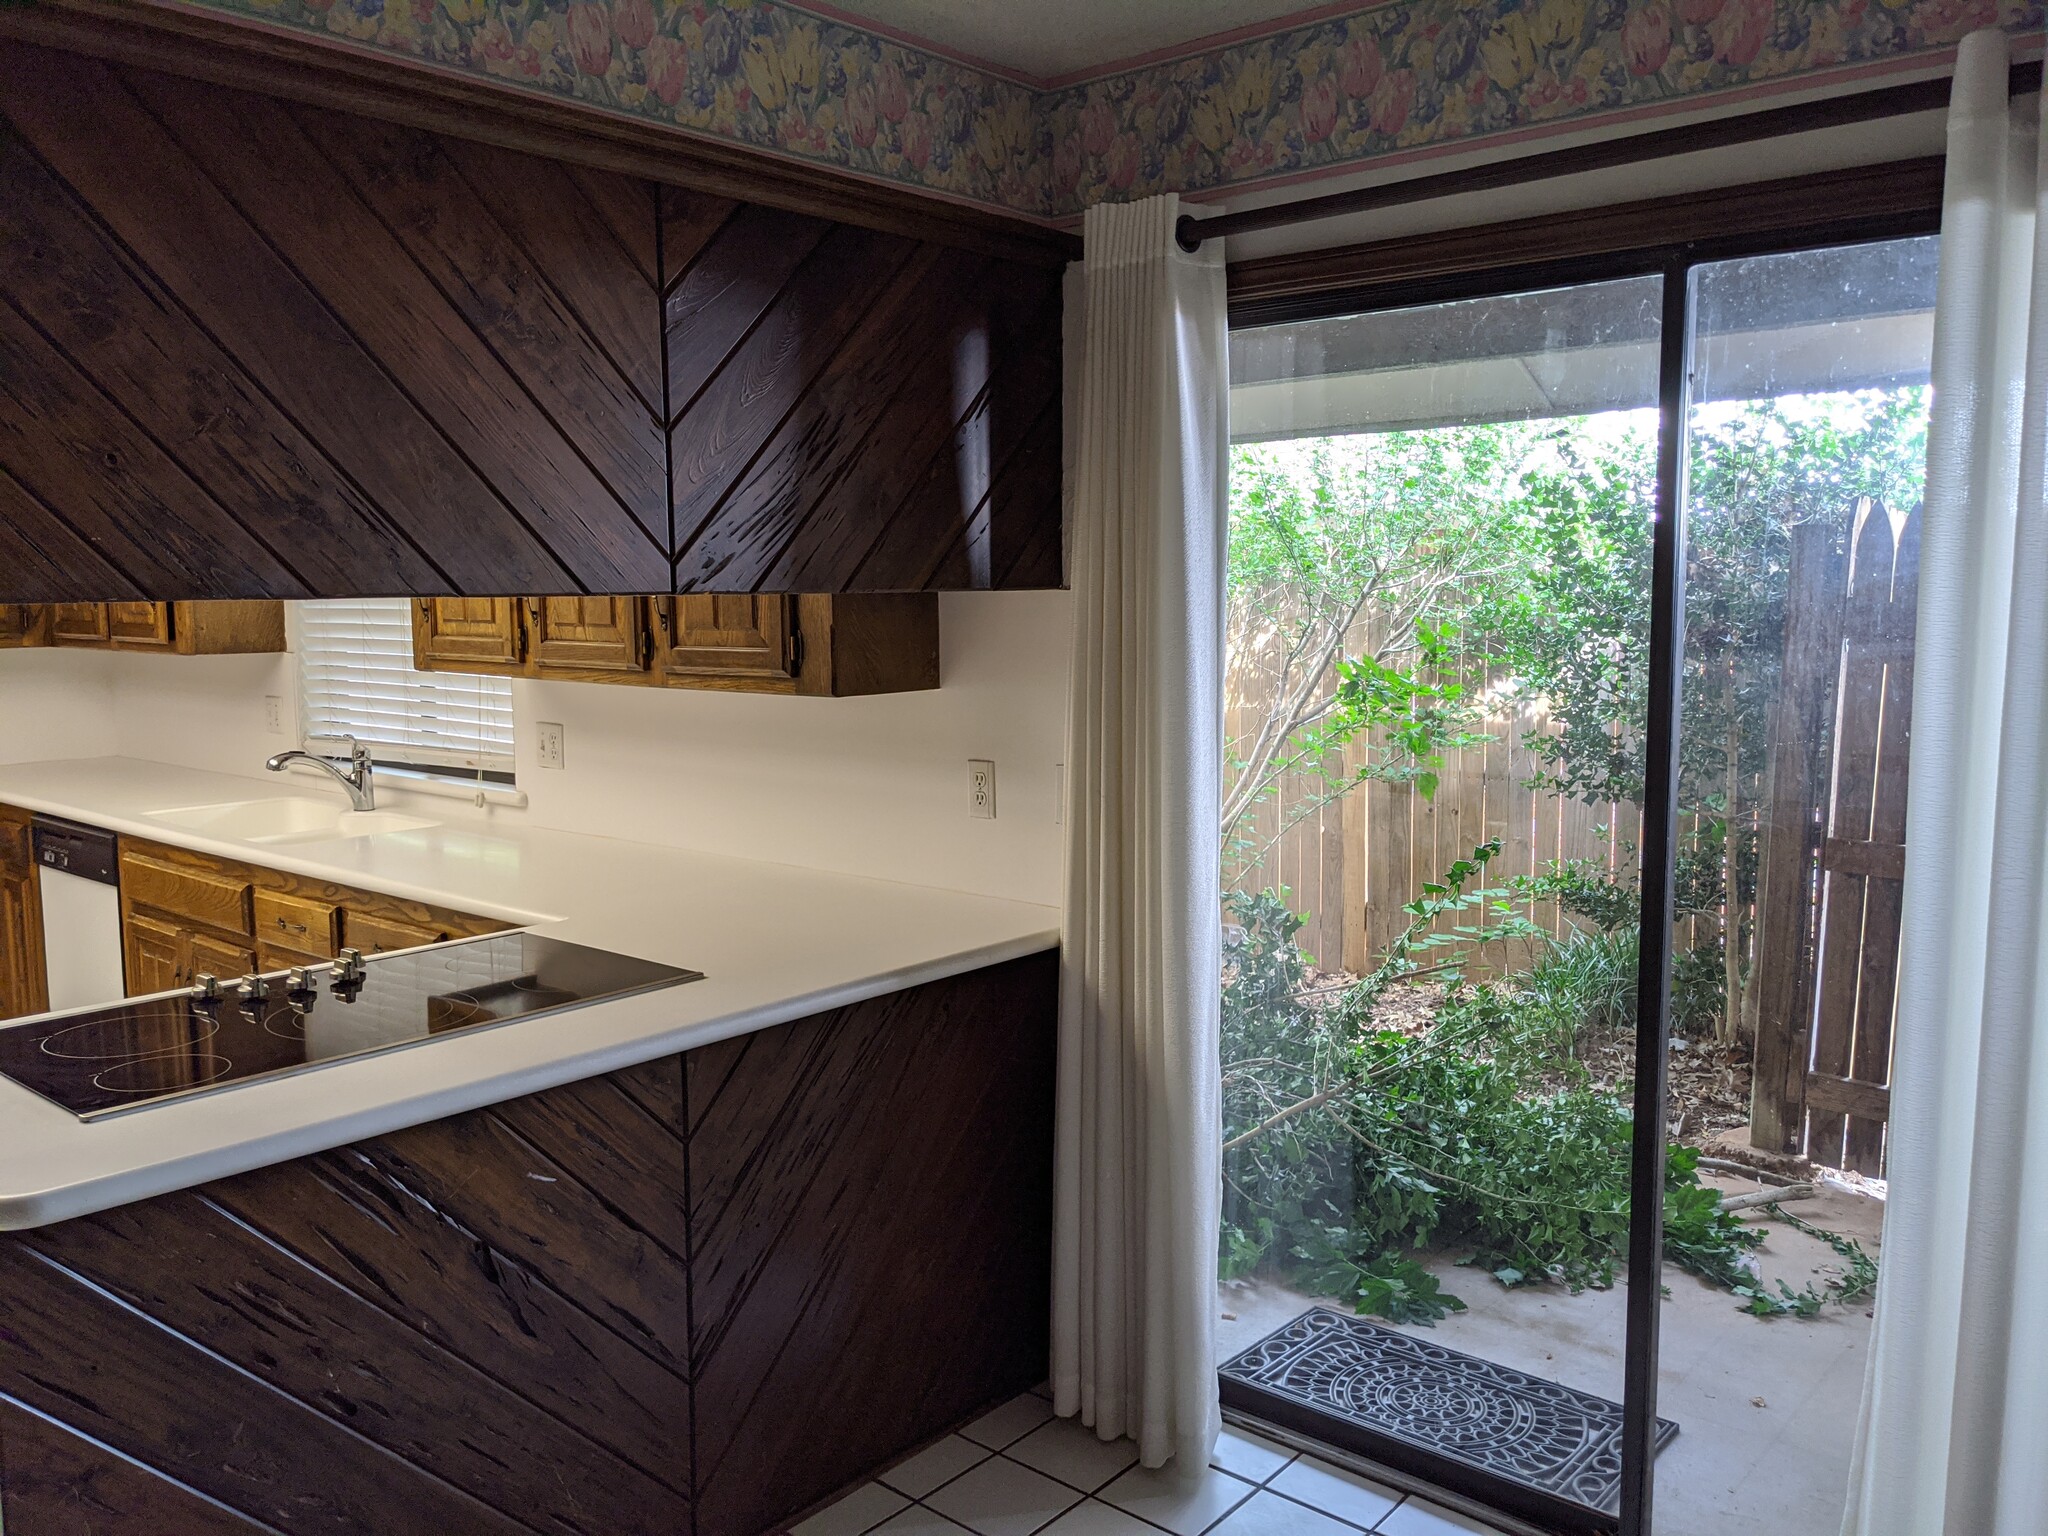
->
[1217,1174,1884,1536]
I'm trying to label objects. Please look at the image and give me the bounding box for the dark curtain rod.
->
[1177,58,2042,252]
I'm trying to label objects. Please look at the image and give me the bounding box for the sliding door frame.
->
[1219,162,1944,1536]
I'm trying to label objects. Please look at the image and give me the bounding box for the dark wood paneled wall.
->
[0,950,1058,1536]
[0,44,1064,601]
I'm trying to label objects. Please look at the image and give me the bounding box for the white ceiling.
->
[814,0,1317,82]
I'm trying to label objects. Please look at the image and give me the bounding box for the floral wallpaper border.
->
[168,0,2044,220]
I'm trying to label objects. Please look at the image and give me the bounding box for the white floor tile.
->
[1374,1496,1504,1535]
[791,1481,912,1536]
[880,1435,994,1498]
[1099,1461,1257,1536]
[925,1454,1082,1536]
[1209,1426,1297,1485]
[1036,1501,1160,1536]
[1267,1459,1401,1529]
[871,1509,980,1536]
[1006,1416,1141,1493]
[1209,1489,1364,1536]
[962,1392,1059,1450]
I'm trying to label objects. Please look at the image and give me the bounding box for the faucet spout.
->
[266,736,377,812]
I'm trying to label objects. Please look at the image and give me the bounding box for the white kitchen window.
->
[296,600,516,780]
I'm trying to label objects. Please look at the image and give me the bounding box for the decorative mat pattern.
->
[1220,1307,1676,1514]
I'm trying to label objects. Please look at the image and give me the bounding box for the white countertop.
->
[0,757,1060,1230]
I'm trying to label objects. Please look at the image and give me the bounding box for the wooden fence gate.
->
[1750,499,1920,1175]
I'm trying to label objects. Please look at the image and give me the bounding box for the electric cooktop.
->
[0,933,701,1120]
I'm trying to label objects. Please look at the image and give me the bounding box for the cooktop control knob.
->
[286,967,315,996]
[333,948,367,990]
[238,974,272,1004]
[190,973,222,1006]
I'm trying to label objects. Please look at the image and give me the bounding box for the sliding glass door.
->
[1217,226,1938,1536]
[1217,273,1661,1534]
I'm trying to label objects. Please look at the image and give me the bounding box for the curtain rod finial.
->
[1176,213,1204,253]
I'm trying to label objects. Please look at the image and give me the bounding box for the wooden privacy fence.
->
[1751,500,1919,1175]
[1224,615,1641,979]
[1225,497,1918,1177]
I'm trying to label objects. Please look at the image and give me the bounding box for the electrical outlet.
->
[536,721,566,771]
[968,759,996,819]
[263,695,283,736]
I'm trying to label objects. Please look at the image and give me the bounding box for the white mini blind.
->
[297,600,515,776]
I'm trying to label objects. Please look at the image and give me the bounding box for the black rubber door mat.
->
[1220,1308,1676,1517]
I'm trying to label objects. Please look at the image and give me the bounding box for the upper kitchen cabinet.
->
[0,606,47,648]
[412,594,938,696]
[0,41,1065,604]
[29,602,284,655]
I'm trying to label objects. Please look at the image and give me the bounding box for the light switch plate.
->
[969,759,996,819]
[536,721,566,770]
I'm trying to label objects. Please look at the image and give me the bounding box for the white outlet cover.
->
[537,721,566,770]
[969,758,996,819]
[263,695,283,735]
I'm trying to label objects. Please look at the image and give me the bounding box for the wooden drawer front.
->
[344,910,451,955]
[254,890,339,959]
[106,602,173,648]
[120,851,252,936]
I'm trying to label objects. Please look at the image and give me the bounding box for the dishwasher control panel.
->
[32,816,119,884]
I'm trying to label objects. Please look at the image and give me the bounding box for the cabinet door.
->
[0,605,47,647]
[188,931,257,986]
[527,597,649,676]
[657,595,797,682]
[106,602,174,648]
[412,598,524,672]
[0,809,48,1021]
[49,603,110,647]
[124,910,187,995]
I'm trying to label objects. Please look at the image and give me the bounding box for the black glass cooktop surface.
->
[0,933,700,1120]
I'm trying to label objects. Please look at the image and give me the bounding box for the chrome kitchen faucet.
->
[266,736,377,811]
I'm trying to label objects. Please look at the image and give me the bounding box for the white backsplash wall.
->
[3,593,1072,907]
[511,591,1071,904]
[0,649,117,763]
[108,651,301,778]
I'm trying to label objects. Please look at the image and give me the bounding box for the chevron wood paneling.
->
[0,953,1058,1536]
[687,949,1058,1535]
[0,42,1064,600]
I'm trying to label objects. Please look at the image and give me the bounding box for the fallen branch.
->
[1720,1181,1820,1214]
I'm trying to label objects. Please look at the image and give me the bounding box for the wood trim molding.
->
[1226,157,1947,324]
[0,0,1078,268]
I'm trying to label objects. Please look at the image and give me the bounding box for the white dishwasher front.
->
[33,816,127,1012]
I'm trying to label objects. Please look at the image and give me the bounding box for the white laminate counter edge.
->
[0,758,1062,1231]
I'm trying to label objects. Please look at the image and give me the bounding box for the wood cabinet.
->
[657,594,796,684]
[49,603,109,646]
[0,805,47,1022]
[527,596,651,677]
[28,601,285,655]
[414,593,938,697]
[0,605,48,647]
[117,835,506,995]
[412,598,525,672]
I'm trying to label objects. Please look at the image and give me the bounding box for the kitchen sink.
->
[144,799,440,846]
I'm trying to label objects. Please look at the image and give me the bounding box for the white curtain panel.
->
[1842,30,2048,1536]
[1054,194,1227,1473]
